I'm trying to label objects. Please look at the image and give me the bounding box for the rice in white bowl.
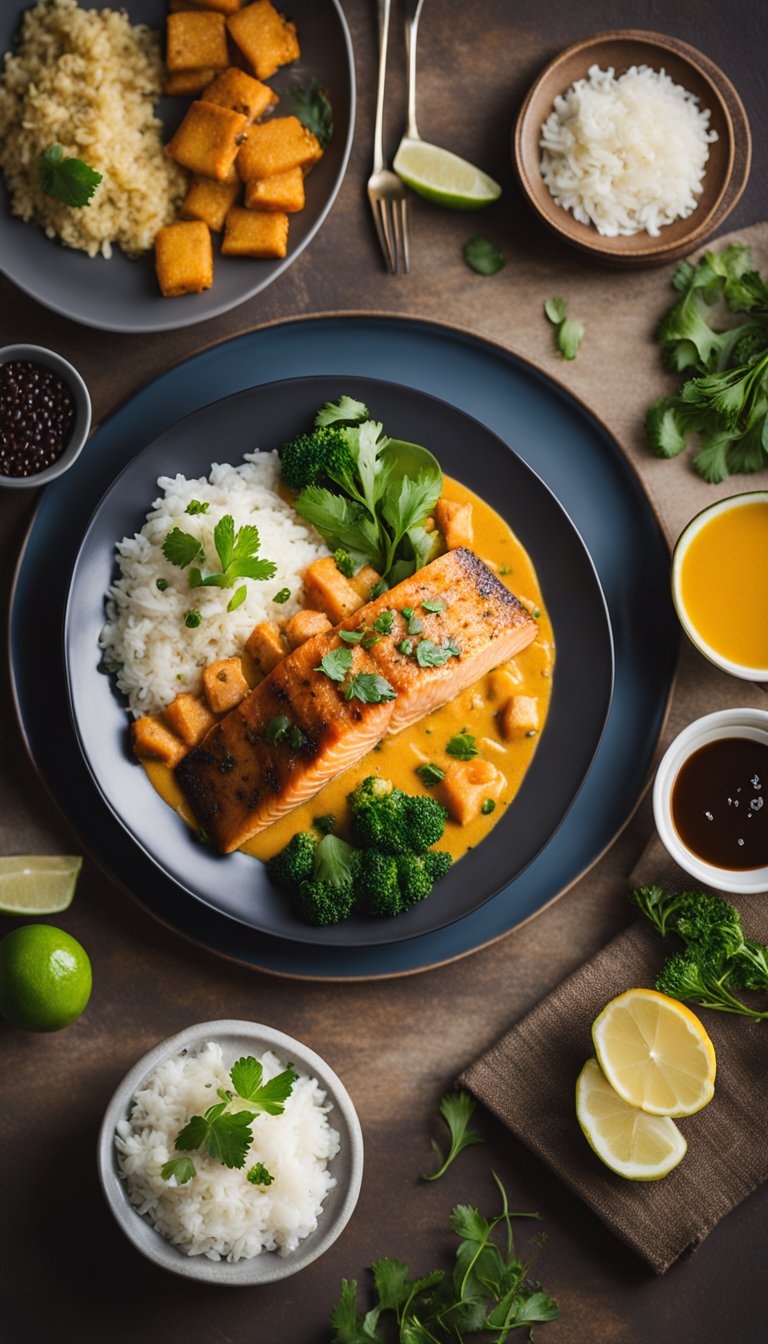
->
[99,450,328,717]
[115,1042,341,1262]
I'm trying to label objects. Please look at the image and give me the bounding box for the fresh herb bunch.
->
[161,1055,296,1186]
[423,1090,484,1182]
[646,244,768,481]
[280,397,443,583]
[631,885,768,1020]
[329,1172,558,1343]
[37,144,102,207]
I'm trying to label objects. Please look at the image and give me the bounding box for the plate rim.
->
[8,311,676,979]
[61,372,614,945]
[0,0,356,334]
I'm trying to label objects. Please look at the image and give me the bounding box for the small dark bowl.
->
[514,30,751,267]
[0,344,91,489]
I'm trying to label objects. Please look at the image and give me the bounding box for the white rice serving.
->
[99,450,328,717]
[539,64,718,237]
[116,1042,341,1262]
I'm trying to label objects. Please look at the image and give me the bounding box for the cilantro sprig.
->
[37,144,102,207]
[544,297,584,360]
[422,1090,484,1182]
[290,78,334,149]
[162,514,277,592]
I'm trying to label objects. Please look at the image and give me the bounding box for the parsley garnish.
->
[398,638,414,656]
[361,629,381,650]
[290,78,334,149]
[423,1090,484,1181]
[401,606,423,635]
[373,609,394,634]
[464,235,505,276]
[227,585,247,612]
[343,673,396,704]
[416,763,446,786]
[339,629,364,644]
[187,515,277,591]
[185,610,201,628]
[185,499,209,515]
[316,646,354,681]
[544,296,584,360]
[37,144,102,207]
[369,579,388,599]
[266,715,292,744]
[422,598,446,613]
[273,587,291,604]
[247,1162,274,1187]
[163,528,203,569]
[416,639,460,668]
[160,1155,196,1185]
[447,732,478,761]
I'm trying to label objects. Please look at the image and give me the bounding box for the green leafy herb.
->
[544,297,584,360]
[400,606,423,635]
[339,629,364,644]
[313,813,337,835]
[289,724,306,749]
[464,235,506,276]
[446,732,478,761]
[344,673,397,704]
[416,763,446,786]
[416,639,461,668]
[373,609,394,634]
[184,610,202,628]
[247,1162,274,1187]
[631,885,768,1020]
[316,646,354,681]
[183,514,277,590]
[230,1056,297,1113]
[481,798,497,815]
[397,638,414,656]
[37,144,102,207]
[334,548,357,578]
[227,585,247,612]
[422,1090,484,1181]
[163,527,203,569]
[290,78,333,149]
[273,587,291,604]
[361,629,381,650]
[160,1156,196,1186]
[266,715,292,744]
[370,579,388,599]
[155,578,168,591]
[315,395,369,428]
[185,499,209,515]
[174,1103,257,1170]
[422,598,446,613]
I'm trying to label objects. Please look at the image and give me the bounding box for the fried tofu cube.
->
[435,497,474,550]
[154,221,213,298]
[244,166,305,212]
[500,695,540,740]
[349,564,382,601]
[236,116,322,180]
[284,608,333,649]
[202,657,250,712]
[245,620,287,673]
[302,556,364,623]
[227,0,300,79]
[164,693,217,747]
[436,759,506,827]
[163,66,217,95]
[166,12,229,71]
[131,715,187,767]
[166,101,249,180]
[221,206,288,257]
[202,67,276,122]
[181,175,240,231]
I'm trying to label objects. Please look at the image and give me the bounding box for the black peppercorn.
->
[0,359,75,478]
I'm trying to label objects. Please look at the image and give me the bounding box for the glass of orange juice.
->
[672,491,768,681]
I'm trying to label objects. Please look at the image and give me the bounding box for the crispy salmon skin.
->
[176,548,538,852]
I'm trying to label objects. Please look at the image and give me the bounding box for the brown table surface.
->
[2,1,767,1340]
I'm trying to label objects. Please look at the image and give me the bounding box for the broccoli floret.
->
[299,877,355,926]
[423,850,452,884]
[395,853,434,907]
[333,548,357,578]
[348,777,446,854]
[280,426,357,493]
[268,832,316,892]
[405,796,448,852]
[356,849,401,917]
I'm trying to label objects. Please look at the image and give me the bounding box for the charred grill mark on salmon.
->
[176,549,538,852]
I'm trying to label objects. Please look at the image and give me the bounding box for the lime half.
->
[576,1059,687,1181]
[0,855,82,916]
[393,138,501,209]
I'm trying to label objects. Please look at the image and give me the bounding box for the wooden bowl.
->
[514,30,751,266]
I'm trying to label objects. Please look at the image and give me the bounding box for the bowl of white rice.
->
[97,1020,364,1284]
[514,30,748,265]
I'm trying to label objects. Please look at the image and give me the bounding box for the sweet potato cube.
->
[349,564,382,601]
[244,166,304,212]
[245,620,287,673]
[163,67,216,95]
[164,693,217,747]
[284,609,333,650]
[131,715,187,767]
[166,12,229,71]
[221,207,288,258]
[154,221,213,298]
[436,759,506,827]
[236,116,322,181]
[181,175,240,231]
[202,657,250,713]
[227,0,300,79]
[302,556,364,623]
[202,67,276,122]
[500,695,540,740]
[166,100,249,180]
[435,497,474,550]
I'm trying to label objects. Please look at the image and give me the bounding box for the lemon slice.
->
[0,856,82,915]
[576,1059,687,1181]
[592,988,716,1118]
[393,138,502,209]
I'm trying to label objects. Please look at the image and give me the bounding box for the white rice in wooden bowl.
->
[99,450,329,717]
[115,1042,341,1262]
[0,0,185,258]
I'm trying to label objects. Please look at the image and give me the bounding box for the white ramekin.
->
[0,343,91,489]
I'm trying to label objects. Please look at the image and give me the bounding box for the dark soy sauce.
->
[672,737,768,871]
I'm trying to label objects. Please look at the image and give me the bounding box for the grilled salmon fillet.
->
[176,548,538,852]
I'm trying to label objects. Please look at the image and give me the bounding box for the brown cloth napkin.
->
[460,836,768,1274]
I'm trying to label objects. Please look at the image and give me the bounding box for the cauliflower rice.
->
[0,0,186,258]
[116,1043,341,1262]
[99,450,329,717]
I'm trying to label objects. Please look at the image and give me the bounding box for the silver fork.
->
[367,0,409,274]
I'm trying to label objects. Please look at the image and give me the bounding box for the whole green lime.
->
[0,924,92,1031]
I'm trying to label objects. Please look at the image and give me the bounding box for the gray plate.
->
[0,0,354,333]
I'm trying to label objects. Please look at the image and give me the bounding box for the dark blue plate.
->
[10,316,677,977]
[63,376,613,946]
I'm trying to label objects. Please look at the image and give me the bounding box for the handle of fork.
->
[404,0,426,141]
[373,0,392,173]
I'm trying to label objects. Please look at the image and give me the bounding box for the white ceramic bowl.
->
[653,708,768,894]
[0,343,91,489]
[671,491,768,681]
[97,1019,364,1285]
